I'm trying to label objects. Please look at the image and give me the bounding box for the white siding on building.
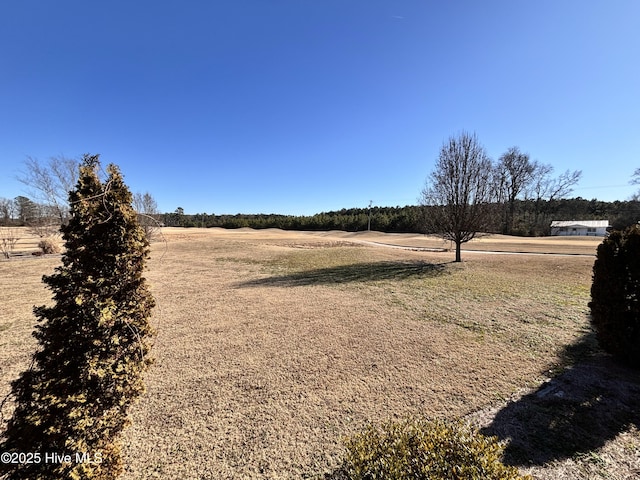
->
[550,220,609,236]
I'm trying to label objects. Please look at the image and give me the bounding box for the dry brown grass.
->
[1,228,637,479]
[0,255,59,407]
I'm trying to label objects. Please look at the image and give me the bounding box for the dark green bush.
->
[589,225,640,368]
[342,417,530,480]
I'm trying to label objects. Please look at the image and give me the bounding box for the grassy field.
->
[1,228,638,479]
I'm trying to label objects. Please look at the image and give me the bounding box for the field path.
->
[349,238,596,257]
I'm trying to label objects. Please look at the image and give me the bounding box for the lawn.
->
[1,228,637,479]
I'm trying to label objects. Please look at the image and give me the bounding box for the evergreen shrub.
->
[342,417,530,480]
[0,155,155,479]
[589,225,640,368]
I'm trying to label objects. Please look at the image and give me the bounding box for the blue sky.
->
[1,1,639,215]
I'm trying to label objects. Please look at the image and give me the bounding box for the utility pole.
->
[367,200,372,231]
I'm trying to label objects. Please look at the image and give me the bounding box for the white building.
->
[550,220,609,236]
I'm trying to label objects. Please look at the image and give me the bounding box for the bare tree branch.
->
[547,169,583,201]
[17,156,79,225]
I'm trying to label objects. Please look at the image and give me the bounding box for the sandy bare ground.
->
[1,228,637,479]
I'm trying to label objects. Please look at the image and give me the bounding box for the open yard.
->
[1,228,638,479]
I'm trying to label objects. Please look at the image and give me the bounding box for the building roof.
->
[550,220,609,228]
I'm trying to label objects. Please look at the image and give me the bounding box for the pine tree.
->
[0,155,155,479]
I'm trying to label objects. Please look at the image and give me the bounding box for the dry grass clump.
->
[1,228,637,479]
[37,237,61,254]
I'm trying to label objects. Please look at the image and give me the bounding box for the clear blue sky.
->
[1,1,639,215]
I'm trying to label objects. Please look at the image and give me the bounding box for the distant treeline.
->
[161,198,640,236]
[163,205,424,232]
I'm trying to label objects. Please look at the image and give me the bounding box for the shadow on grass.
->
[481,331,640,467]
[237,260,448,288]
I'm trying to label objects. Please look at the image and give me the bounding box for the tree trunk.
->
[455,240,462,262]
[507,199,516,235]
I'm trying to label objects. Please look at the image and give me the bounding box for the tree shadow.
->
[481,331,640,466]
[236,260,448,288]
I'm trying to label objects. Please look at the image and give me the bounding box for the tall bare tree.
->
[496,147,535,234]
[421,132,496,262]
[17,156,79,226]
[528,165,582,229]
[133,191,161,241]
